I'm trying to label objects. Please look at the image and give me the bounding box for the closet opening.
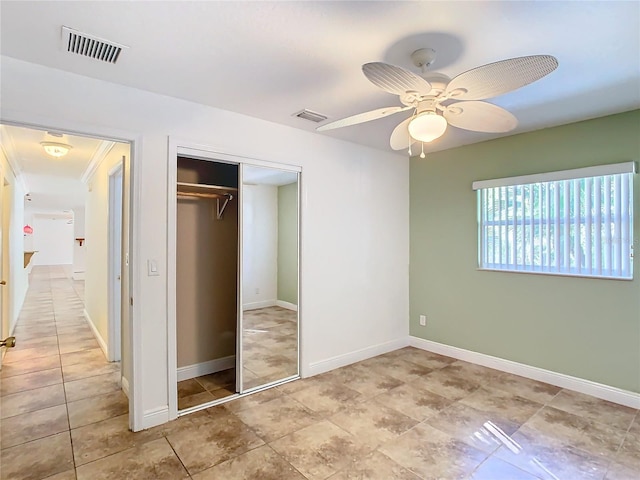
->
[171,147,301,418]
[176,156,239,411]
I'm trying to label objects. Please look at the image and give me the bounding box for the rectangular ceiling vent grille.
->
[293,109,328,123]
[62,26,128,64]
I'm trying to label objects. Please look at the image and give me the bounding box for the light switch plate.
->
[147,259,159,276]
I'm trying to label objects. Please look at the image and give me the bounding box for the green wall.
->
[278,181,298,305]
[410,109,640,392]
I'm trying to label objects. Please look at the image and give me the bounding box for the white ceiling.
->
[0,124,105,211]
[1,1,639,154]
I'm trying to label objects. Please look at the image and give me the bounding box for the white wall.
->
[1,56,410,430]
[242,184,278,309]
[23,210,34,252]
[0,148,28,335]
[32,215,74,266]
[72,207,85,279]
[84,143,127,346]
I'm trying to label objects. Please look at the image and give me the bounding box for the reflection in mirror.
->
[242,165,299,391]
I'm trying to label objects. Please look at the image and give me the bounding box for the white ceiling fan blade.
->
[443,101,518,133]
[445,55,558,100]
[362,62,432,96]
[316,106,411,132]
[390,116,414,150]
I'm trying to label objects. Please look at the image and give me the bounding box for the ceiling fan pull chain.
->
[408,143,413,156]
[420,142,426,159]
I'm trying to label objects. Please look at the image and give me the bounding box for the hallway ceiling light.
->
[41,141,73,158]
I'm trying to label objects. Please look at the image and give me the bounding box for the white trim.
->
[177,355,235,382]
[307,337,409,377]
[243,300,276,311]
[142,406,169,430]
[276,300,298,311]
[237,164,244,395]
[166,137,179,420]
[71,271,85,280]
[121,375,130,398]
[81,140,116,184]
[107,162,123,363]
[0,125,28,193]
[176,142,302,174]
[83,308,108,360]
[472,161,636,190]
[242,299,298,312]
[409,336,640,409]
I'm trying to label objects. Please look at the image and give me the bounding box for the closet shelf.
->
[177,182,236,220]
[177,181,238,196]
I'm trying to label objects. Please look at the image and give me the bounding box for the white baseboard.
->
[243,300,276,311]
[177,355,235,382]
[83,309,109,360]
[409,336,640,409]
[306,337,409,377]
[72,271,85,280]
[276,300,298,311]
[141,406,169,430]
[121,376,130,399]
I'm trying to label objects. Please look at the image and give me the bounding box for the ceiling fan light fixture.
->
[41,141,72,158]
[408,111,447,143]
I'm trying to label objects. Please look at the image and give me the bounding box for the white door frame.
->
[107,162,123,362]
[0,115,143,431]
[0,168,6,367]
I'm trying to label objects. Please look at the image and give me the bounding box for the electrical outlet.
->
[419,315,427,326]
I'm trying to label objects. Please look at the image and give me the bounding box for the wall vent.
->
[293,109,328,123]
[62,26,128,64]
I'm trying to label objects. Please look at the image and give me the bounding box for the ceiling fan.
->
[317,48,558,154]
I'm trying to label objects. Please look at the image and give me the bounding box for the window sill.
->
[477,267,633,281]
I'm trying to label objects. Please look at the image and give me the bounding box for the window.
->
[473,162,635,279]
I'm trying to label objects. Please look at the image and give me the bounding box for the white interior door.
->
[0,174,11,367]
[108,163,123,362]
[0,175,5,368]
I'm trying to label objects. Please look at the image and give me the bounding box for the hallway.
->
[1,266,126,479]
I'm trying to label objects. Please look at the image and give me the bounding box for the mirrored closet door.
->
[240,164,299,392]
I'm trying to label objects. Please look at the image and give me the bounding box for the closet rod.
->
[177,190,234,220]
[177,191,228,200]
[177,181,238,193]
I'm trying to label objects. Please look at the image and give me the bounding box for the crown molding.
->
[0,124,29,193]
[81,140,116,184]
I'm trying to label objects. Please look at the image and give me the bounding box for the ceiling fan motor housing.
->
[411,48,437,68]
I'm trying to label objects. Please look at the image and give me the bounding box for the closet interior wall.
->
[176,157,238,383]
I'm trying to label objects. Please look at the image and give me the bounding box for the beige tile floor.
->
[177,305,298,410]
[243,306,298,389]
[2,266,639,479]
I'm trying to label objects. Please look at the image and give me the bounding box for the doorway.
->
[0,122,136,429]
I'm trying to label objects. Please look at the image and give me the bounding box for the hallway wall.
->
[31,215,74,266]
[0,147,28,335]
[84,142,128,351]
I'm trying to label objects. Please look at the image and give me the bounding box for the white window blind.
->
[474,162,635,279]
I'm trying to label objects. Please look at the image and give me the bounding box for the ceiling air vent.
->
[62,26,128,64]
[293,109,328,123]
